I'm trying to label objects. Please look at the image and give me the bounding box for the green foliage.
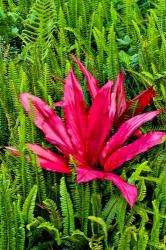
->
[0,173,19,250]
[22,185,37,224]
[21,0,57,57]
[0,7,20,43]
[0,0,166,249]
[60,177,75,236]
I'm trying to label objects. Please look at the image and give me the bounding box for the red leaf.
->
[133,129,142,138]
[5,146,22,157]
[64,70,88,162]
[104,132,166,172]
[101,110,161,164]
[87,81,115,165]
[28,144,71,174]
[71,54,99,99]
[114,70,127,118]
[104,173,137,207]
[76,166,104,183]
[127,86,156,115]
[54,101,64,107]
[76,167,137,207]
[20,93,73,157]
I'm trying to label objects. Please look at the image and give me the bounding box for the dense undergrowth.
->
[0,0,166,249]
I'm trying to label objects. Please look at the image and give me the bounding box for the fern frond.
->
[150,200,160,248]
[101,195,119,226]
[22,184,37,224]
[42,198,62,230]
[106,25,119,80]
[60,177,75,236]
[80,182,90,235]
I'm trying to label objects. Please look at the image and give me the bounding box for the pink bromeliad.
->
[7,56,166,207]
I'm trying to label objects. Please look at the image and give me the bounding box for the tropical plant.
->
[6,57,166,208]
[1,0,166,249]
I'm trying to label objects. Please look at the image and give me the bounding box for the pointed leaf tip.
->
[114,70,127,118]
[101,109,162,164]
[105,173,137,207]
[76,167,137,207]
[64,69,87,162]
[28,144,71,174]
[104,132,166,172]
[71,54,99,99]
[127,86,156,115]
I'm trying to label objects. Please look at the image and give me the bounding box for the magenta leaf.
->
[127,86,156,115]
[104,132,166,172]
[5,146,22,157]
[104,173,137,207]
[4,146,32,161]
[77,167,137,207]
[28,144,71,174]
[54,101,64,107]
[114,70,127,118]
[71,54,99,99]
[76,166,104,183]
[101,110,161,164]
[20,93,74,157]
[64,69,88,162]
[87,81,115,165]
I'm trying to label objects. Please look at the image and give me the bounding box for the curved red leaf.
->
[127,86,156,115]
[87,81,115,165]
[104,132,166,172]
[5,146,22,157]
[76,167,137,207]
[104,173,137,207]
[114,70,127,118]
[20,93,73,157]
[28,144,70,174]
[54,101,64,107]
[101,110,161,164]
[64,69,88,162]
[76,166,104,183]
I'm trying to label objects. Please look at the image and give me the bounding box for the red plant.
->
[71,55,156,136]
[7,57,166,207]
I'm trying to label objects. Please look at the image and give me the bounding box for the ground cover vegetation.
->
[0,0,166,249]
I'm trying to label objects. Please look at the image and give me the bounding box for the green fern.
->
[22,184,37,224]
[106,25,119,80]
[0,173,25,250]
[37,221,61,246]
[79,183,91,235]
[42,198,62,230]
[21,0,57,46]
[13,195,25,250]
[60,177,75,236]
[150,200,160,249]
[88,216,108,249]
[101,195,119,226]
